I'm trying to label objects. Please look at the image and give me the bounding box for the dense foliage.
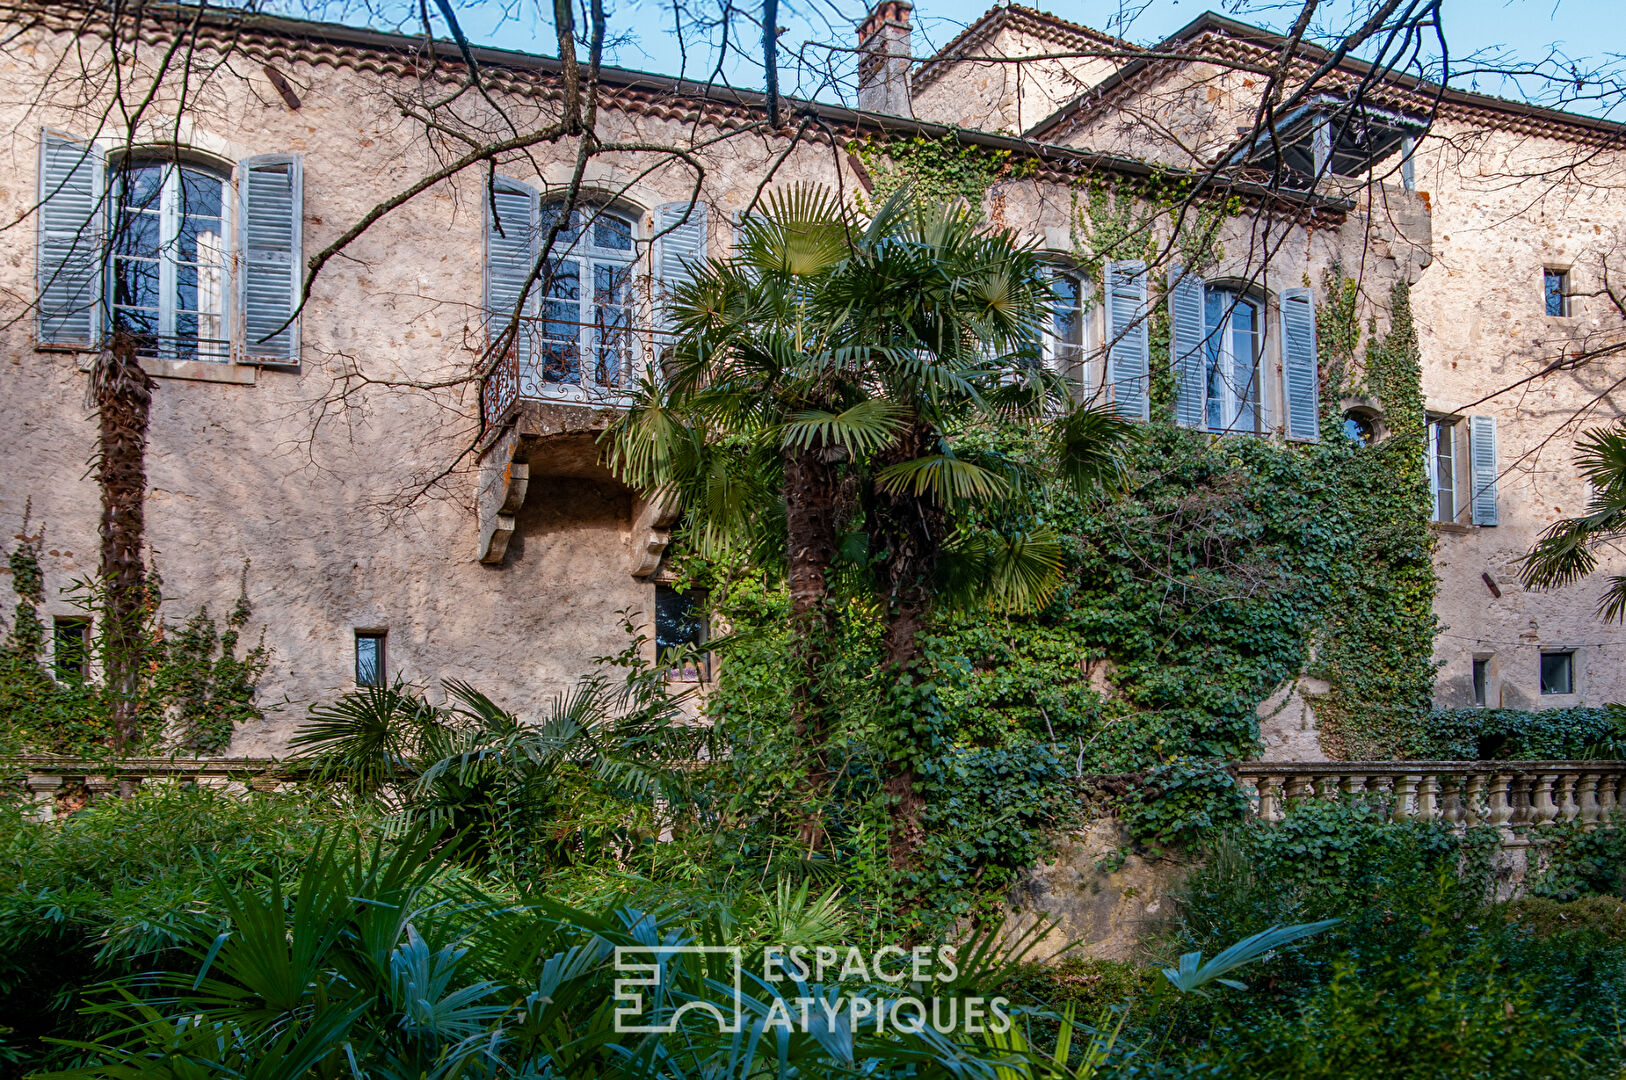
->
[0,530,266,756]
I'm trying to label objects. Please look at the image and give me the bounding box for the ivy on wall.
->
[0,530,268,756]
[677,143,1443,920]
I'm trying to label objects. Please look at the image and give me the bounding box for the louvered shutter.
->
[1280,287,1319,441]
[1104,260,1149,421]
[1470,415,1499,526]
[36,130,104,349]
[238,155,303,365]
[484,178,539,389]
[655,201,707,323]
[1167,265,1206,428]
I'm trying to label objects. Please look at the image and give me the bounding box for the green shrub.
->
[1528,824,1626,902]
[1503,894,1626,940]
[0,783,359,1069]
[1419,706,1625,760]
[1120,757,1247,851]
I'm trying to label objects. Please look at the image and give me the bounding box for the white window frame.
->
[106,157,233,362]
[1041,263,1091,396]
[532,201,641,402]
[1203,286,1264,434]
[1426,415,1461,523]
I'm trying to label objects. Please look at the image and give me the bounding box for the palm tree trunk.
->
[871,419,944,869]
[90,331,154,750]
[782,443,843,848]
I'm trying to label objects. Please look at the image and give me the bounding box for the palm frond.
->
[781,399,907,456]
[1161,920,1338,994]
[1053,403,1134,495]
[875,452,1011,503]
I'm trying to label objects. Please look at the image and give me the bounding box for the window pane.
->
[118,164,164,210]
[179,167,223,220]
[655,586,707,681]
[112,257,160,309]
[113,211,161,258]
[593,212,633,251]
[1231,298,1258,433]
[1204,288,1226,430]
[355,633,385,687]
[53,617,89,679]
[1540,652,1573,695]
[1544,270,1566,317]
[1435,422,1455,522]
[1472,658,1489,707]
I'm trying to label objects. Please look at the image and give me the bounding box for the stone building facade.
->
[908,5,1626,712]
[0,5,1425,754]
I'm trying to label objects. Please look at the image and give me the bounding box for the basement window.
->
[53,617,90,679]
[1544,269,1570,317]
[1539,650,1574,696]
[355,631,387,687]
[655,585,709,682]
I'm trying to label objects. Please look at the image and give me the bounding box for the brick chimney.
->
[857,1,913,117]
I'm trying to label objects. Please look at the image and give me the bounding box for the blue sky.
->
[318,0,1626,118]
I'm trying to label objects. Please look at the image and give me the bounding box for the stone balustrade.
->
[1236,761,1626,844]
[10,756,308,821]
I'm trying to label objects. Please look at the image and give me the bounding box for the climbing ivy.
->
[850,134,1033,209]
[0,531,268,756]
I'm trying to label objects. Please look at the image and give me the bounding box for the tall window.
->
[1544,269,1569,317]
[109,160,231,360]
[1427,417,1458,522]
[1203,287,1261,433]
[1043,267,1085,383]
[655,585,709,682]
[355,631,387,687]
[539,203,636,389]
[53,617,90,679]
[1472,657,1490,707]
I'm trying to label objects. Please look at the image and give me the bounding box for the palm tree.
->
[1520,421,1626,621]
[609,185,1129,859]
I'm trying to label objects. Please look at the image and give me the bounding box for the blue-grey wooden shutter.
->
[1470,415,1499,526]
[485,177,539,381]
[238,155,303,365]
[1167,265,1206,428]
[36,129,104,349]
[1104,260,1149,421]
[656,201,707,321]
[1281,287,1319,441]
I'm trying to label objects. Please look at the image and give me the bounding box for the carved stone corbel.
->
[476,425,530,564]
[630,486,682,577]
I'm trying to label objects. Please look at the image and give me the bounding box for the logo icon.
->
[613,945,744,1033]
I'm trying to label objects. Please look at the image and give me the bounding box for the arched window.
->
[108,159,231,360]
[1203,286,1262,433]
[537,202,637,388]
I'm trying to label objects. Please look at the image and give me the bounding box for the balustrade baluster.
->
[1256,775,1284,821]
[1555,774,1579,823]
[1284,774,1313,807]
[1510,774,1537,830]
[1341,774,1368,800]
[1577,773,1601,825]
[1531,773,1560,827]
[1436,773,1461,826]
[1462,772,1487,827]
[1393,774,1421,821]
[1485,773,1514,834]
[1596,773,1619,824]
[1416,773,1441,820]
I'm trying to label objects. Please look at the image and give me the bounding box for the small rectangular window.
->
[1539,650,1574,696]
[355,631,387,687]
[53,617,90,679]
[1544,269,1569,317]
[1472,657,1489,707]
[655,585,709,682]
